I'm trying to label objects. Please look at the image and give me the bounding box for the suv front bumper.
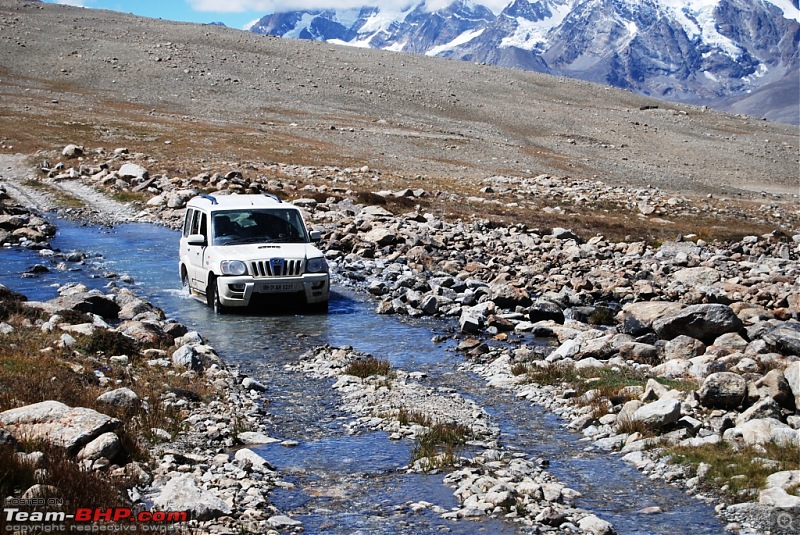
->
[216,273,330,307]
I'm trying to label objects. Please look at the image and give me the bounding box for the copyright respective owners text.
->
[3,499,189,533]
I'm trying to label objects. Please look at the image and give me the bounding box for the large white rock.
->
[0,400,120,454]
[632,398,681,430]
[153,473,232,520]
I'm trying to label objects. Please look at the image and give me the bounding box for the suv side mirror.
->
[187,233,207,246]
[309,230,322,242]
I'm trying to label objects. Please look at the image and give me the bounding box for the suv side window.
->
[183,209,195,237]
[188,209,207,239]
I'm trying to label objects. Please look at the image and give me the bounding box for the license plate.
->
[261,283,297,293]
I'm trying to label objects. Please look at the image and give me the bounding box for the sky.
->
[45,0,434,29]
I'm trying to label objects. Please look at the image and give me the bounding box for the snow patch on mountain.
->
[427,28,486,55]
[499,3,571,51]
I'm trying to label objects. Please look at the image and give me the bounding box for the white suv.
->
[179,193,330,313]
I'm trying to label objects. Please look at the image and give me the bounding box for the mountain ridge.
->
[249,0,800,124]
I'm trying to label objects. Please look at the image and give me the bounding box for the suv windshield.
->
[211,208,309,245]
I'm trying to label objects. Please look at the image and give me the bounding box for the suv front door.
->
[183,208,209,291]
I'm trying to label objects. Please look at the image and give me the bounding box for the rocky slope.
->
[250,0,800,124]
[0,0,798,201]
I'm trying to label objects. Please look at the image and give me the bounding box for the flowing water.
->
[0,218,727,534]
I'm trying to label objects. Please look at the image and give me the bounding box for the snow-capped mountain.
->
[249,0,800,123]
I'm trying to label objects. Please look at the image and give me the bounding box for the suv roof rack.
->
[263,192,282,203]
[199,194,218,205]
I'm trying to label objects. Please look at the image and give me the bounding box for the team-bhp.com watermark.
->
[3,498,188,533]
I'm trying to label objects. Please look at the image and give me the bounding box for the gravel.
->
[0,0,797,202]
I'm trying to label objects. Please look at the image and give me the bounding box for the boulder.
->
[723,418,800,448]
[459,308,484,334]
[76,431,121,462]
[172,344,201,370]
[759,471,800,509]
[632,398,681,430]
[664,335,706,360]
[152,473,232,520]
[577,514,615,535]
[672,266,721,286]
[490,285,531,309]
[619,301,682,336]
[762,323,800,356]
[736,397,783,426]
[652,304,744,344]
[96,388,140,410]
[62,144,83,158]
[698,372,747,410]
[785,361,800,409]
[528,299,565,324]
[118,163,149,181]
[0,401,120,455]
[755,369,794,410]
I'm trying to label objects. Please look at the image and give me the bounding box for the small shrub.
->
[76,330,137,356]
[523,363,580,386]
[412,421,472,471]
[510,362,529,376]
[345,357,392,379]
[354,190,387,206]
[397,408,432,427]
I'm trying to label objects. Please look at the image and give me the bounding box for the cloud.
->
[54,0,91,6]
[188,0,511,16]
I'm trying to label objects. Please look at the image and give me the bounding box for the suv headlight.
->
[306,257,329,273]
[220,260,247,276]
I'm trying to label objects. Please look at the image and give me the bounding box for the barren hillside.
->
[0,0,798,202]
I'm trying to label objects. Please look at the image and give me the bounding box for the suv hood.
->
[216,243,322,261]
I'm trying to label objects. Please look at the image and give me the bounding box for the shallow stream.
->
[0,218,727,534]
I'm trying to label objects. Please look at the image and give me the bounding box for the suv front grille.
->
[250,258,303,278]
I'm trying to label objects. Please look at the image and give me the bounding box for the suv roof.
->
[186,193,289,210]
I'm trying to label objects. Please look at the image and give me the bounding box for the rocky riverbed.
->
[0,148,799,534]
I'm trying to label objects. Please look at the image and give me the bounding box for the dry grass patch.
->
[344,356,393,379]
[22,179,86,209]
[412,421,473,472]
[0,443,131,516]
[0,313,214,461]
[666,441,800,501]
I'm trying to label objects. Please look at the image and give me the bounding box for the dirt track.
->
[0,0,798,202]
